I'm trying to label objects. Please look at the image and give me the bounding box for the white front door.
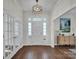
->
[27,18,51,45]
[31,21,43,44]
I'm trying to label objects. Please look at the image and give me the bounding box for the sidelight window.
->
[43,22,47,36]
[28,22,32,36]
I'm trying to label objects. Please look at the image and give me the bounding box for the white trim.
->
[23,43,51,46]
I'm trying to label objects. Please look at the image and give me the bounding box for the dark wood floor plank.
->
[12,46,75,59]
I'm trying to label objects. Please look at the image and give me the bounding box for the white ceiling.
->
[16,0,58,12]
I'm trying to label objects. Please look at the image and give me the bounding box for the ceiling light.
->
[32,0,43,15]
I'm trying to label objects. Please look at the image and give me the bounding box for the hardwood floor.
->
[12,46,75,59]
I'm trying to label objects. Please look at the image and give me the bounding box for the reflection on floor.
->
[12,46,76,59]
[69,49,76,54]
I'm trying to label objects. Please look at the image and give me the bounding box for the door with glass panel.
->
[3,12,20,59]
[27,18,50,45]
[3,13,14,58]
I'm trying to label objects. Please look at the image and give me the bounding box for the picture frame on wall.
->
[60,18,71,32]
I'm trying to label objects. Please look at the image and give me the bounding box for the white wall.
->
[50,0,76,47]
[3,0,76,48]
[54,8,76,45]
[51,0,76,20]
[23,0,76,47]
[23,11,51,45]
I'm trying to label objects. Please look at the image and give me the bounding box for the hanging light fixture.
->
[32,0,43,15]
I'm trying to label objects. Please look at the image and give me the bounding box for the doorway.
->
[27,17,51,45]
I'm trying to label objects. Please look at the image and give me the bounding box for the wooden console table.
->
[57,35,76,45]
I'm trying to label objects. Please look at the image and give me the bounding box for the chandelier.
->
[32,0,43,15]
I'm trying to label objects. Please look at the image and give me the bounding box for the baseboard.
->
[55,45,76,48]
[24,44,51,46]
